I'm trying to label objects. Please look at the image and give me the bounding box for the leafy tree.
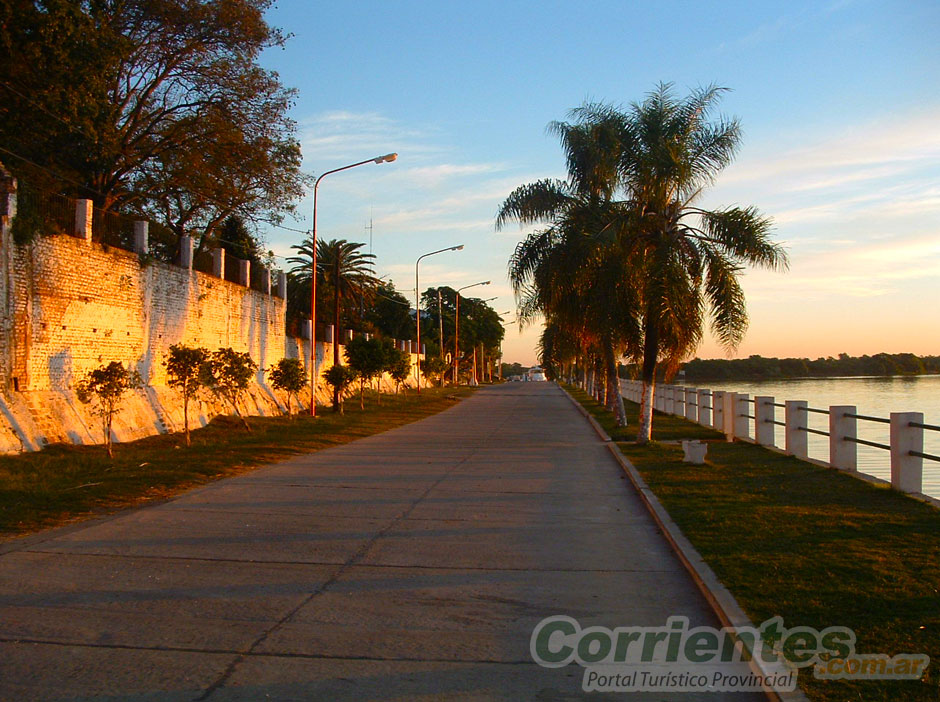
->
[200,348,258,431]
[389,349,413,393]
[345,336,394,408]
[419,355,447,388]
[0,0,304,245]
[323,364,357,415]
[164,344,210,446]
[76,361,142,458]
[268,357,306,418]
[218,215,263,263]
[366,282,415,340]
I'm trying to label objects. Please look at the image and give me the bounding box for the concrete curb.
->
[558,384,810,702]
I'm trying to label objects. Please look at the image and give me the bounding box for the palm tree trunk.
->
[603,343,627,427]
[637,313,658,444]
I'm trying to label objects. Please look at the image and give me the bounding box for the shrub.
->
[76,361,142,458]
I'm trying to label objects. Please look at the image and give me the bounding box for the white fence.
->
[621,380,940,498]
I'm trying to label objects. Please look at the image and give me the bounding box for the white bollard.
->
[682,440,708,465]
[699,390,712,427]
[785,401,808,458]
[890,412,924,494]
[734,393,750,440]
[829,405,857,471]
[755,396,776,447]
[685,388,698,423]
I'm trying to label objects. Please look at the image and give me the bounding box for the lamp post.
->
[415,245,463,392]
[453,280,490,385]
[308,153,397,416]
[499,317,516,381]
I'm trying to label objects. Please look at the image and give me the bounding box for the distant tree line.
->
[670,353,940,381]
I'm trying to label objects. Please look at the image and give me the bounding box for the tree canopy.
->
[0,0,304,249]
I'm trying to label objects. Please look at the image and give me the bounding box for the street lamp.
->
[308,153,397,416]
[498,316,515,380]
[415,245,464,392]
[454,280,490,385]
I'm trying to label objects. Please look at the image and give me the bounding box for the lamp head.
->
[375,153,398,164]
[454,245,465,251]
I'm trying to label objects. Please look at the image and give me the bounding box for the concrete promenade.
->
[0,383,761,700]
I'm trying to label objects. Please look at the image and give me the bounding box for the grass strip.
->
[0,386,475,538]
[565,384,939,702]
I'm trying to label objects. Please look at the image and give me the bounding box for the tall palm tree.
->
[498,117,639,426]
[576,85,788,442]
[289,238,378,411]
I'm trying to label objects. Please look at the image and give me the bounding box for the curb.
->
[559,385,810,702]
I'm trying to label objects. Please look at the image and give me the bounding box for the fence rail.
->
[620,380,938,498]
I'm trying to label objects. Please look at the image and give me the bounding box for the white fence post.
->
[685,388,698,423]
[674,387,685,417]
[75,199,93,241]
[237,259,250,287]
[829,405,857,471]
[699,390,712,427]
[133,221,148,255]
[755,396,775,447]
[180,235,193,269]
[723,392,736,441]
[785,401,808,458]
[713,391,725,432]
[734,393,750,440]
[890,412,924,494]
[211,247,225,278]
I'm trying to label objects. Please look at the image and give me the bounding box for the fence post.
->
[663,385,673,414]
[276,270,286,298]
[685,388,698,423]
[829,405,857,471]
[211,248,225,278]
[133,221,149,255]
[303,319,312,340]
[785,401,808,458]
[699,390,712,427]
[260,268,271,294]
[755,396,775,447]
[722,392,736,441]
[734,393,750,440]
[325,324,334,344]
[890,412,924,494]
[237,259,250,287]
[674,387,685,417]
[713,391,725,432]
[180,235,193,269]
[75,199,93,241]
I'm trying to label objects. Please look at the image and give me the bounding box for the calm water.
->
[674,375,940,500]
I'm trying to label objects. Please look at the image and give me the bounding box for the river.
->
[672,375,940,500]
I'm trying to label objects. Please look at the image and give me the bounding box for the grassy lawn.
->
[565,384,939,702]
[0,386,474,539]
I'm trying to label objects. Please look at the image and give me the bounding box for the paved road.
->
[0,383,761,701]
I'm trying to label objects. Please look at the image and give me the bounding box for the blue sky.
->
[258,0,939,365]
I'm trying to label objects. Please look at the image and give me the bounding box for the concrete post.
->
[890,412,923,494]
[829,405,857,471]
[325,325,334,344]
[698,390,711,427]
[237,259,250,287]
[713,391,725,432]
[260,268,271,294]
[75,199,93,241]
[211,248,225,278]
[662,386,672,414]
[365,332,371,341]
[276,270,286,298]
[674,387,685,417]
[345,329,353,343]
[685,388,698,422]
[734,393,750,440]
[180,236,193,269]
[133,221,149,255]
[755,396,776,447]
[723,391,736,441]
[785,401,808,458]
[303,319,312,340]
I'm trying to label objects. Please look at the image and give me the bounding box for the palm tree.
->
[499,117,638,426]
[289,238,378,411]
[576,85,788,442]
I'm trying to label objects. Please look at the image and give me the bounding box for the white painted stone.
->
[682,440,708,465]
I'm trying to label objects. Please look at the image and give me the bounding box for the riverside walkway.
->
[0,383,762,701]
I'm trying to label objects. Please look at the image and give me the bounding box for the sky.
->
[257,0,940,366]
